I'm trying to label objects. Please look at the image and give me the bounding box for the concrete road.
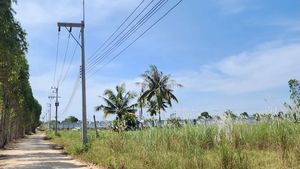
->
[0,132,98,169]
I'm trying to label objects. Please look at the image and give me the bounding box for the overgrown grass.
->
[46,121,300,169]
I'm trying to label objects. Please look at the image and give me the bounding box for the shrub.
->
[110,113,138,132]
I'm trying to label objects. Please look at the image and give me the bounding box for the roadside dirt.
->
[0,132,99,169]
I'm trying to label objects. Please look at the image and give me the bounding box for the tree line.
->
[0,0,41,147]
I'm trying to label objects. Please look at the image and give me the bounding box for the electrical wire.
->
[57,31,71,87]
[86,0,156,71]
[87,0,167,73]
[60,33,81,86]
[61,74,81,114]
[87,0,183,79]
[52,31,60,87]
[87,0,146,64]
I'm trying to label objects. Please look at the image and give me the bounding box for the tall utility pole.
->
[47,103,52,129]
[51,87,59,136]
[48,96,54,130]
[57,20,87,144]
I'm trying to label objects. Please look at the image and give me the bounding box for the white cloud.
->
[176,41,300,94]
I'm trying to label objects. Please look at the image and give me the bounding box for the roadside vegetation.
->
[46,70,300,169]
[0,0,41,148]
[47,120,300,169]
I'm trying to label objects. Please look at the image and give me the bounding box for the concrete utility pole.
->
[51,87,59,136]
[48,96,54,130]
[47,103,51,129]
[57,20,87,144]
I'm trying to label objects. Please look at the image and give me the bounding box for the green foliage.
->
[46,121,300,169]
[225,110,237,120]
[0,0,41,147]
[96,83,137,119]
[166,113,182,128]
[285,79,300,123]
[139,65,182,122]
[240,112,249,119]
[198,111,212,120]
[110,113,138,132]
[63,116,79,123]
[96,84,137,132]
[289,79,300,107]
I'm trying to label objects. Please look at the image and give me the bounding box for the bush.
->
[110,113,138,132]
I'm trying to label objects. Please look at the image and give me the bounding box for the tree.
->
[0,0,41,147]
[253,113,260,121]
[289,79,300,107]
[198,112,212,125]
[96,84,137,118]
[95,84,137,131]
[139,65,182,124]
[286,79,300,122]
[240,112,249,119]
[198,112,212,120]
[63,116,79,123]
[224,110,237,120]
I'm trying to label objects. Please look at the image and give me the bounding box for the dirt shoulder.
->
[0,132,99,169]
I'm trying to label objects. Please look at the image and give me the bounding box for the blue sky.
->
[13,0,300,121]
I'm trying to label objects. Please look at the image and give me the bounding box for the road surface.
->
[0,132,97,169]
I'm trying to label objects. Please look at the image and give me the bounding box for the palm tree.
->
[95,84,137,119]
[139,65,182,124]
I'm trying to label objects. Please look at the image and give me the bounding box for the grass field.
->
[46,120,300,169]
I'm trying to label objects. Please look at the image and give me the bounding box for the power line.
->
[52,31,60,86]
[57,31,71,87]
[87,0,146,64]
[86,0,156,71]
[88,0,183,79]
[87,0,167,73]
[87,0,168,73]
[61,74,81,115]
[60,32,81,86]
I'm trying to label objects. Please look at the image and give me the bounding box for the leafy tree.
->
[198,112,212,125]
[240,112,249,119]
[63,116,79,123]
[139,65,182,124]
[198,112,212,120]
[289,79,300,107]
[166,113,182,128]
[285,79,300,122]
[224,110,237,120]
[253,113,260,121]
[0,0,41,147]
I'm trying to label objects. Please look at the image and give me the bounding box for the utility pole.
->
[57,20,87,144]
[47,103,52,129]
[51,87,59,136]
[48,96,54,130]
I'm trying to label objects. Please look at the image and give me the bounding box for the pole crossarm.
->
[57,22,83,28]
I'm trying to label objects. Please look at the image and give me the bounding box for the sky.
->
[13,0,300,122]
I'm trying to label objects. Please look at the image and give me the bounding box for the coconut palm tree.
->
[95,84,137,119]
[139,65,182,123]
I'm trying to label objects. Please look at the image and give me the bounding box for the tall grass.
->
[47,120,300,169]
